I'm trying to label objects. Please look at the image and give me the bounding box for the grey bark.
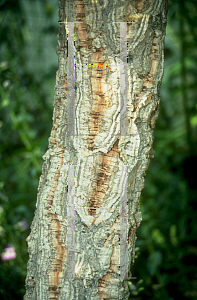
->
[24,0,168,299]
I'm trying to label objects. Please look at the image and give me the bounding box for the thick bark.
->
[24,0,168,299]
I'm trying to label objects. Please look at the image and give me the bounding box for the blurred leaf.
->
[152,229,165,246]
[147,251,162,276]
[170,225,178,247]
[191,115,197,126]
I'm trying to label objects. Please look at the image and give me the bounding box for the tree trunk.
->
[24,0,168,299]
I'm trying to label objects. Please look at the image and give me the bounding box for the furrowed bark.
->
[24,0,168,299]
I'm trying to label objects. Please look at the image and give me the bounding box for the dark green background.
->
[0,0,196,299]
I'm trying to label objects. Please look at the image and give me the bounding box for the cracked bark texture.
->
[24,0,168,299]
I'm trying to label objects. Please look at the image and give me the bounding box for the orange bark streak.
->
[88,139,119,218]
[88,50,106,150]
[48,149,67,299]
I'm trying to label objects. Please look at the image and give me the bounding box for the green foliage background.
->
[0,0,196,299]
